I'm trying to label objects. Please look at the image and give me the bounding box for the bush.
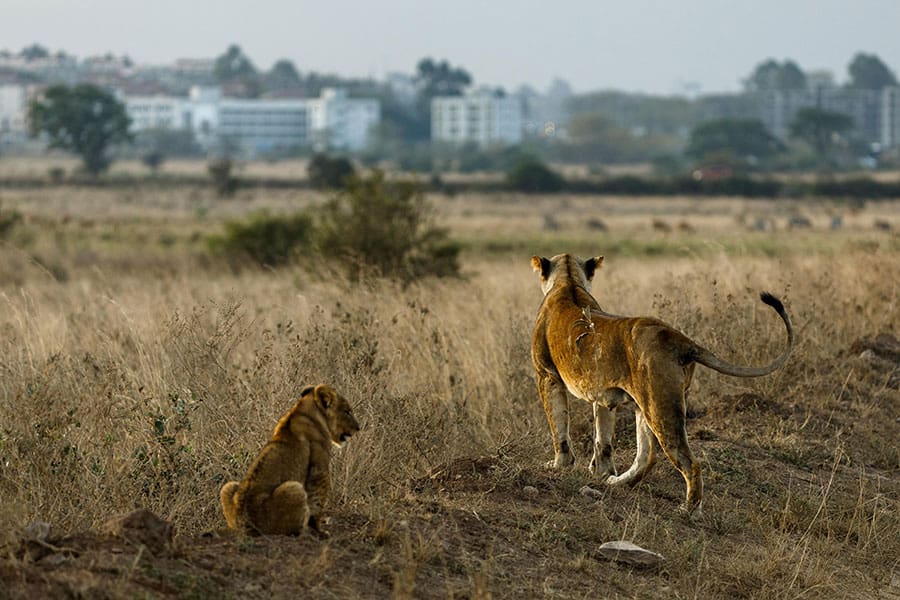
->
[0,208,22,240]
[308,153,356,189]
[207,159,239,197]
[208,212,313,267]
[315,170,460,281]
[142,152,164,172]
[506,157,566,193]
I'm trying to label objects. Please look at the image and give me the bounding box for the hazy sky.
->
[3,0,899,95]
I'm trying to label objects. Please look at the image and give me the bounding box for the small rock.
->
[579,485,604,500]
[859,349,878,361]
[39,553,70,566]
[23,521,51,542]
[522,485,539,496]
[597,540,665,568]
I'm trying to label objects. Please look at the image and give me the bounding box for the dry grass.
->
[0,185,898,598]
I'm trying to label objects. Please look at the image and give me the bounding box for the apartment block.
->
[123,86,378,155]
[431,90,522,147]
[756,86,900,149]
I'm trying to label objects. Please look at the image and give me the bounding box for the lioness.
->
[220,384,360,535]
[531,254,794,513]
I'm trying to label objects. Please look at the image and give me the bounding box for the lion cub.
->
[220,384,360,535]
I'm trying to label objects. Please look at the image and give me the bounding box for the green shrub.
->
[506,157,565,193]
[308,153,356,189]
[207,158,239,197]
[0,209,22,240]
[315,170,460,281]
[208,212,313,267]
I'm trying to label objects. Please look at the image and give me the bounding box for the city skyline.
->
[3,0,900,96]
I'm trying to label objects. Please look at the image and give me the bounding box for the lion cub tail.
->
[691,292,794,378]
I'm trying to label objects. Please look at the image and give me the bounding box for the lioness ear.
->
[299,385,315,397]
[531,255,551,278]
[583,256,603,280]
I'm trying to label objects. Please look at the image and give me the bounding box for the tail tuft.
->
[760,291,784,313]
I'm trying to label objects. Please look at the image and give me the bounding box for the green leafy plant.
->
[315,170,460,281]
[506,156,565,193]
[27,84,133,176]
[208,212,314,267]
[207,158,239,197]
[308,153,356,189]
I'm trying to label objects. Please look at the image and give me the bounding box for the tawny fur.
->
[530,254,794,513]
[220,384,360,535]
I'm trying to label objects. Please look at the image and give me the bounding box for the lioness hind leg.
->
[220,481,240,529]
[607,410,657,486]
[644,397,703,513]
[264,481,310,535]
[537,376,575,468]
[589,402,617,478]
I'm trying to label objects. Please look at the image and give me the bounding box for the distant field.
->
[0,181,898,598]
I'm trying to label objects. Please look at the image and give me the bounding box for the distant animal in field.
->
[830,215,843,230]
[543,214,560,231]
[530,254,794,514]
[586,218,608,232]
[874,219,892,231]
[220,384,360,535]
[651,219,672,233]
[787,215,812,230]
[751,216,775,232]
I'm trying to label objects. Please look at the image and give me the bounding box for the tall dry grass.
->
[0,188,898,597]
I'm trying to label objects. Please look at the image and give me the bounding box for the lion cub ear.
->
[313,384,335,409]
[583,256,603,280]
[531,256,551,278]
[299,385,315,397]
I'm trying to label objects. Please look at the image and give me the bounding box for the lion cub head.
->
[299,384,360,447]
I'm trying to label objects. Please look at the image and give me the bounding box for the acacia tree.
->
[847,53,898,90]
[789,107,853,163]
[28,84,132,176]
[686,118,784,165]
[743,59,807,91]
[265,59,302,92]
[315,170,460,281]
[213,44,260,97]
[407,57,472,140]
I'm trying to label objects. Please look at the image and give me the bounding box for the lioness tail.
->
[691,292,794,378]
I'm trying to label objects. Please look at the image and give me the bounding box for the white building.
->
[125,95,190,131]
[217,98,309,154]
[882,87,900,150]
[431,90,523,147]
[0,84,28,133]
[122,86,379,156]
[756,86,900,149]
[0,84,32,150]
[307,88,380,152]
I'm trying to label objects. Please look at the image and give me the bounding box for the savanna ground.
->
[1,161,899,598]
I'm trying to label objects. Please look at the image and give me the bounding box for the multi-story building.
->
[755,86,900,149]
[431,89,522,147]
[122,86,379,156]
[307,88,380,152]
[882,87,900,150]
[125,94,190,131]
[0,84,33,150]
[217,98,309,154]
